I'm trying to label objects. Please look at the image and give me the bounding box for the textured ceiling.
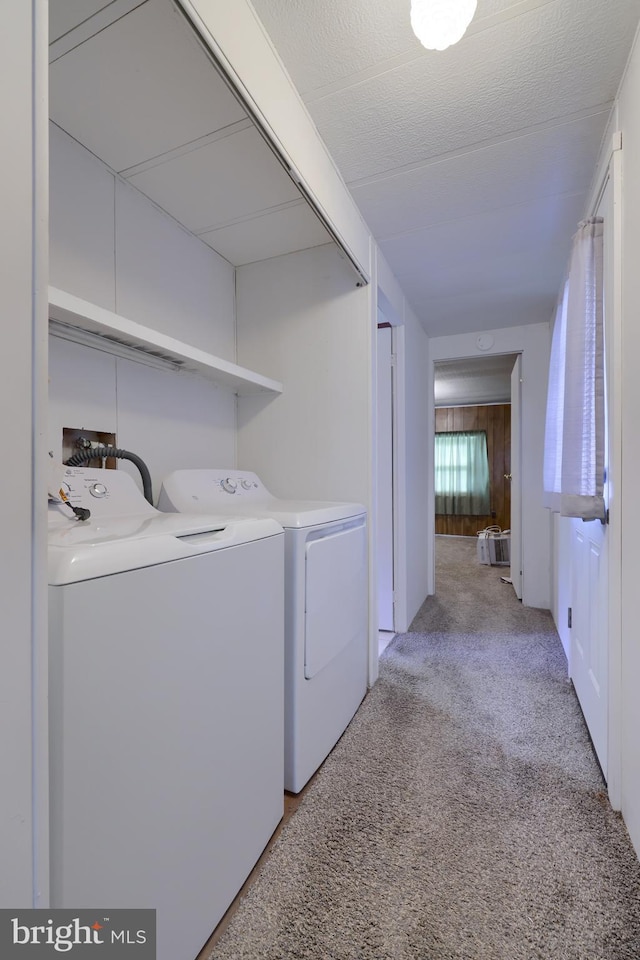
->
[434,354,518,406]
[249,0,640,337]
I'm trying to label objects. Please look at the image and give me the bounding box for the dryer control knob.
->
[89,483,107,498]
[240,479,253,490]
[221,478,237,494]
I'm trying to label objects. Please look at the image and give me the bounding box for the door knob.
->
[504,473,512,481]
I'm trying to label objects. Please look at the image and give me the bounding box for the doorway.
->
[433,353,521,596]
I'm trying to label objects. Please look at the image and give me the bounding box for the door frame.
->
[605,146,622,811]
[427,324,551,610]
[1,0,50,907]
[370,280,407,688]
[584,135,622,810]
[376,322,395,633]
[375,302,407,634]
[510,354,523,599]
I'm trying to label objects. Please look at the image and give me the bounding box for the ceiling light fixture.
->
[410,0,477,51]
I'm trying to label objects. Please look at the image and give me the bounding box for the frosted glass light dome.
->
[410,0,478,51]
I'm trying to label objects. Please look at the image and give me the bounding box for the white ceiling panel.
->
[251,0,422,95]
[307,0,633,182]
[250,0,640,336]
[126,127,301,235]
[415,287,557,338]
[351,111,607,240]
[49,0,120,42]
[380,191,585,334]
[50,0,640,335]
[199,202,331,266]
[381,192,586,295]
[50,0,246,171]
[251,0,519,97]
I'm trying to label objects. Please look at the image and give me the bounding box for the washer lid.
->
[48,512,282,585]
[159,469,366,528]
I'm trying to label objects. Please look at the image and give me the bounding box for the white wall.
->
[49,123,115,310]
[430,322,552,610]
[615,28,640,857]
[49,125,238,497]
[235,244,371,504]
[50,124,236,358]
[0,0,48,907]
[48,339,237,501]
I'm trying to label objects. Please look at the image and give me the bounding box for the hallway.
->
[206,537,640,959]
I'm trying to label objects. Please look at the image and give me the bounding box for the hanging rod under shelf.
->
[48,287,283,397]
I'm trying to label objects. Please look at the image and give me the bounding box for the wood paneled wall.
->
[435,404,511,537]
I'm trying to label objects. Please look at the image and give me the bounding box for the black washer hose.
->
[65,447,153,505]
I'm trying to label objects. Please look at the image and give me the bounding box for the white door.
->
[569,178,611,778]
[377,324,394,631]
[510,355,523,599]
[570,517,607,773]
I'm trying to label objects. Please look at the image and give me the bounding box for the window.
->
[435,430,490,516]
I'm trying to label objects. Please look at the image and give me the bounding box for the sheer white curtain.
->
[543,281,569,502]
[543,217,605,521]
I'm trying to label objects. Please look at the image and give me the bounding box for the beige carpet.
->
[208,536,640,960]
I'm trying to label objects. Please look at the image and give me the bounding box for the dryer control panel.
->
[220,476,258,495]
[158,469,366,528]
[169,469,270,504]
[218,473,263,498]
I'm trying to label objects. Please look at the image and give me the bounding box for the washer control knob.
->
[89,482,107,498]
[221,477,237,494]
[241,479,253,490]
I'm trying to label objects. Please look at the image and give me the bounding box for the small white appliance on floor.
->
[158,469,368,794]
[48,467,284,960]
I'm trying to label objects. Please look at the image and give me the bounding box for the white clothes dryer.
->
[48,467,284,960]
[158,469,368,793]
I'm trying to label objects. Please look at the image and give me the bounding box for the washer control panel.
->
[56,471,115,506]
[49,467,156,520]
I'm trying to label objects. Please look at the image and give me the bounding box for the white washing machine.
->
[48,467,284,960]
[158,469,368,793]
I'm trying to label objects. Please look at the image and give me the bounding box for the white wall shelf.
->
[48,287,283,396]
